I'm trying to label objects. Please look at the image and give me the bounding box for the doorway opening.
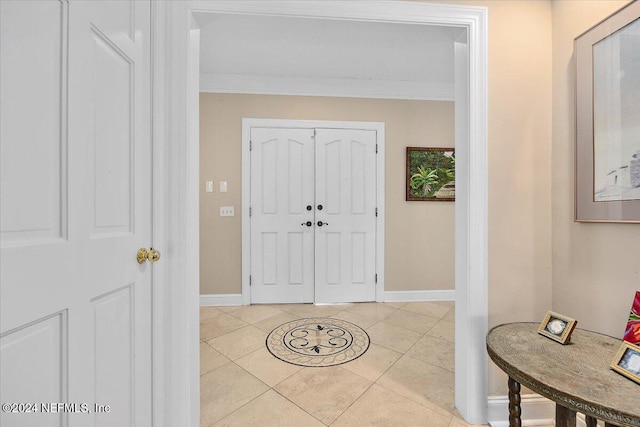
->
[175,2,488,424]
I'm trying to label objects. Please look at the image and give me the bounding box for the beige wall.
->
[200,94,455,295]
[551,0,638,338]
[427,0,554,395]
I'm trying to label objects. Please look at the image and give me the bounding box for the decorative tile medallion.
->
[266,318,370,367]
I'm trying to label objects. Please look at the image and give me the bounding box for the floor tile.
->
[235,347,303,387]
[444,307,455,322]
[366,321,423,353]
[381,302,409,309]
[200,363,269,426]
[427,319,455,342]
[434,300,455,308]
[283,303,345,318]
[274,366,372,425]
[332,384,451,427]
[216,305,244,313]
[213,390,324,427]
[252,312,300,333]
[200,314,249,341]
[382,309,440,334]
[340,343,402,382]
[344,302,397,321]
[405,334,455,372]
[200,306,224,322]
[208,325,267,360]
[330,310,380,329]
[230,305,284,324]
[200,342,230,376]
[377,355,455,417]
[401,301,452,319]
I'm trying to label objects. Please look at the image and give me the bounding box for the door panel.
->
[250,128,315,303]
[0,1,152,426]
[0,0,65,245]
[315,129,377,303]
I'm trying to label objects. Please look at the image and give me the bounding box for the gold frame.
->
[537,311,578,344]
[574,1,640,222]
[610,341,640,385]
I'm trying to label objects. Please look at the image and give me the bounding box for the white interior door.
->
[250,126,377,304]
[250,127,316,303]
[0,1,153,426]
[314,129,377,303]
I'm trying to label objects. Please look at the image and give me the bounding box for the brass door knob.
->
[137,247,161,264]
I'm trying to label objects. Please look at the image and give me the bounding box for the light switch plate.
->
[220,206,234,217]
[219,181,228,192]
[205,180,214,193]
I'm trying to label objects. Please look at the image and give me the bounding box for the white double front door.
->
[250,126,377,304]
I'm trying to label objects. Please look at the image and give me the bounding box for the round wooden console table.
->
[486,323,640,427]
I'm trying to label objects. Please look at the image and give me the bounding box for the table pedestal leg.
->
[556,404,576,427]
[585,415,598,427]
[508,377,521,427]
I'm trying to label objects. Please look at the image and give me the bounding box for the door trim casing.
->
[161,1,488,425]
[241,119,386,305]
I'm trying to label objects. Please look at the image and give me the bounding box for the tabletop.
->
[486,322,640,427]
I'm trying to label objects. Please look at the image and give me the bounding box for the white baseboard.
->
[488,394,554,427]
[200,294,243,306]
[382,289,455,302]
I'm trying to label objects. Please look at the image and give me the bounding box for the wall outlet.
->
[220,206,234,217]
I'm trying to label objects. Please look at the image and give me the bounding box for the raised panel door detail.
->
[100,0,135,41]
[92,286,134,427]
[351,232,366,284]
[324,140,341,215]
[0,311,67,427]
[325,232,341,285]
[91,30,133,236]
[288,139,304,214]
[351,140,366,214]
[261,139,278,214]
[261,232,278,285]
[0,1,66,245]
[288,232,303,285]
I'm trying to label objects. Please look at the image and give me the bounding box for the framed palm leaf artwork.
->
[406,147,455,201]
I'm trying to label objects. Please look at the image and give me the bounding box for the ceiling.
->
[197,13,463,100]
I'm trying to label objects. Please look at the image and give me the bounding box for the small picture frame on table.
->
[610,341,640,385]
[537,311,578,344]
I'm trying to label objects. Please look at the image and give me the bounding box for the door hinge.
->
[249,275,252,286]
[313,129,317,138]
[249,207,252,217]
[375,273,378,283]
[376,144,378,154]
[249,140,252,151]
[375,207,378,217]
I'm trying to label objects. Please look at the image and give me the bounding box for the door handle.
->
[306,205,313,211]
[137,247,161,264]
[301,221,313,227]
[317,221,328,227]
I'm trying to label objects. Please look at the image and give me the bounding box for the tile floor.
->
[199,301,510,427]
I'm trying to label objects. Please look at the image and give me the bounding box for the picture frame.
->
[574,1,640,222]
[406,147,455,202]
[537,311,578,344]
[610,341,640,385]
